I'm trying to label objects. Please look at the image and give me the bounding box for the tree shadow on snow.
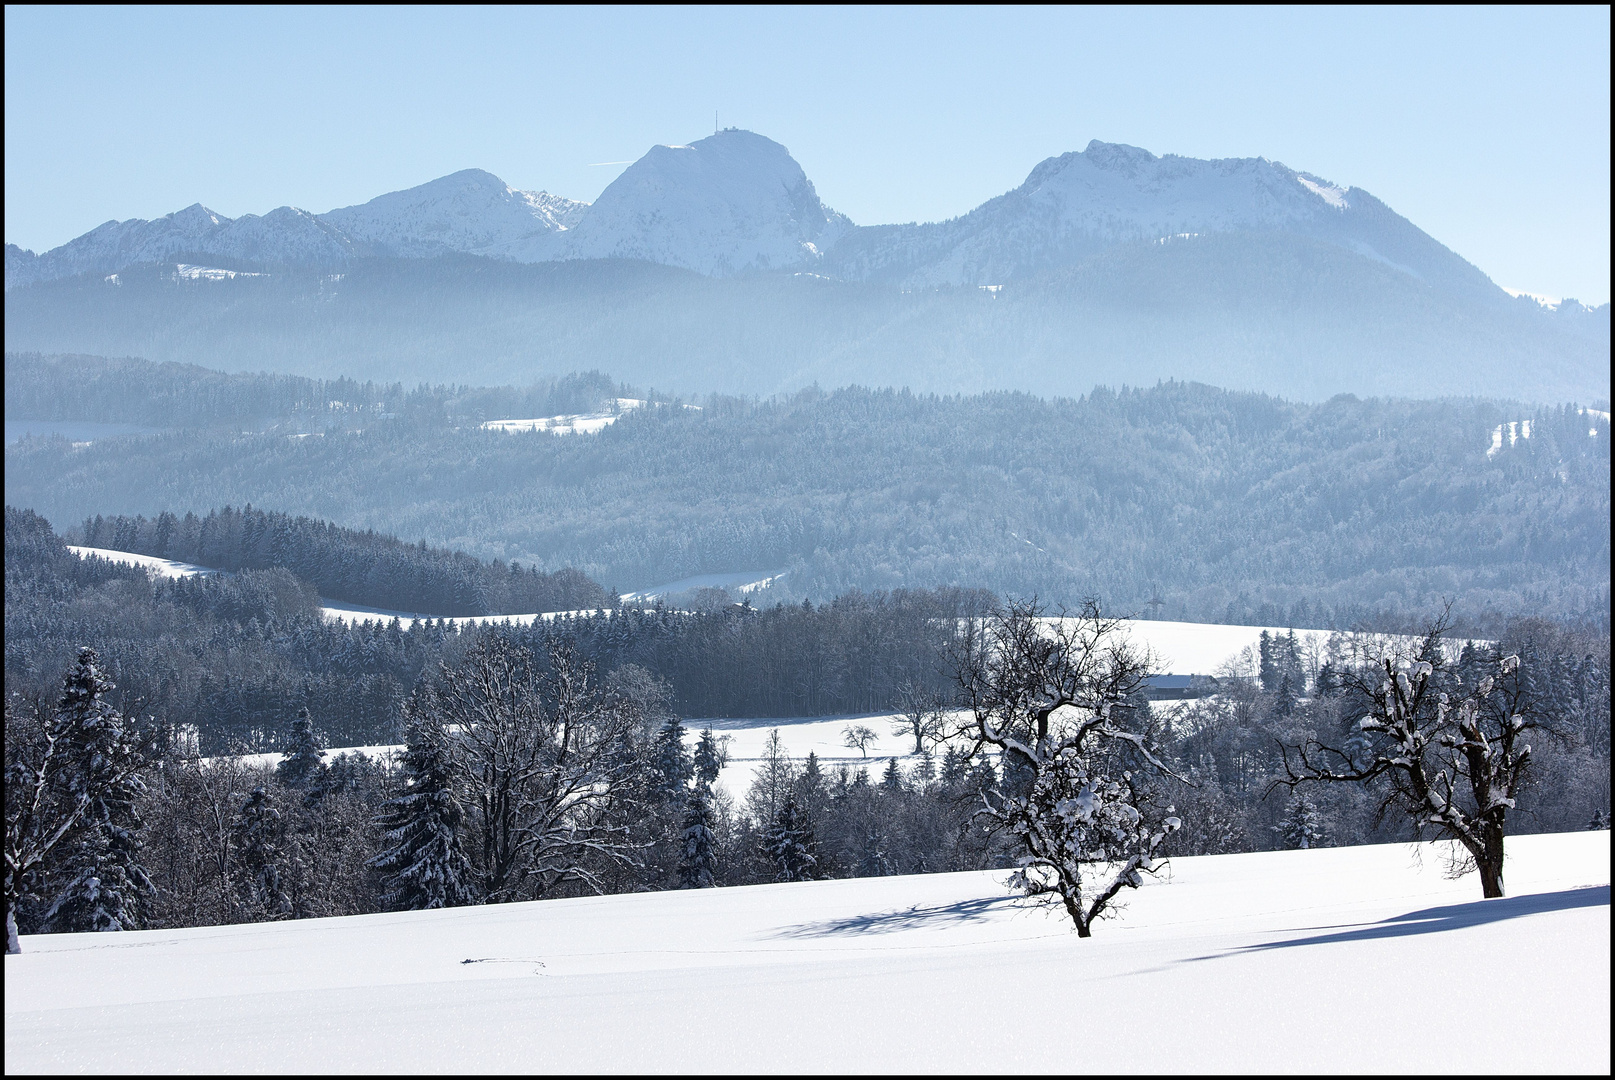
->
[1187,884,1609,962]
[769,895,1023,938]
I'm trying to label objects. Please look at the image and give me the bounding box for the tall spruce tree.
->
[276,708,327,799]
[650,718,694,806]
[693,728,725,789]
[37,648,153,934]
[231,786,291,920]
[1277,793,1326,850]
[763,792,818,883]
[369,722,477,910]
[677,783,718,889]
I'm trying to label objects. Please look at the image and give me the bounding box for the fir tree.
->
[276,708,327,798]
[650,717,693,806]
[857,829,892,877]
[38,648,153,934]
[232,786,291,919]
[762,792,818,883]
[693,728,725,789]
[1276,793,1326,850]
[913,748,937,790]
[1272,672,1299,717]
[677,783,718,889]
[369,722,476,910]
[880,757,904,792]
[1259,630,1278,693]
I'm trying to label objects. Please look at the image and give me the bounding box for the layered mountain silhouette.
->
[6,130,1607,403]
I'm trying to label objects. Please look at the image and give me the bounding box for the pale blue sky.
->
[5,5,1609,302]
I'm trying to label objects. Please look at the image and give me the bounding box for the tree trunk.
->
[6,903,19,955]
[1478,819,1506,898]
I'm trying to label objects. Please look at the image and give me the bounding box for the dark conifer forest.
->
[6,351,1609,626]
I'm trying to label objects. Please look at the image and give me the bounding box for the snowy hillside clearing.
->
[1488,408,1608,455]
[619,568,789,601]
[317,601,615,628]
[5,831,1606,1073]
[66,545,221,579]
[480,413,624,435]
[480,399,644,436]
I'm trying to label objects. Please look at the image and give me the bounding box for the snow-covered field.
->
[619,568,788,601]
[6,831,1607,1073]
[66,546,221,579]
[480,397,647,436]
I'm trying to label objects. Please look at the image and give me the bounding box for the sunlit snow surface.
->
[66,546,221,579]
[5,832,1606,1073]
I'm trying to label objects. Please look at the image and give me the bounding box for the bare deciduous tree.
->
[954,599,1182,937]
[1274,619,1539,898]
[842,724,878,759]
[416,635,648,902]
[892,680,945,755]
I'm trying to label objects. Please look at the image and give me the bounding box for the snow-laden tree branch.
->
[953,599,1182,937]
[1272,616,1541,898]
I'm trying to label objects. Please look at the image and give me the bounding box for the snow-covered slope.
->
[320,168,586,260]
[557,129,853,276]
[5,832,1606,1073]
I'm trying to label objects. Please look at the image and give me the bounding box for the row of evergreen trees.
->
[5,351,624,431]
[76,505,608,616]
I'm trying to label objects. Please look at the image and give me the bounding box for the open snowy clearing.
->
[6,831,1607,1073]
[619,568,789,601]
[315,599,614,628]
[67,546,222,579]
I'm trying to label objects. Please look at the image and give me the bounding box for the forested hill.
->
[72,505,610,617]
[4,505,990,751]
[6,353,1609,630]
[3,351,629,430]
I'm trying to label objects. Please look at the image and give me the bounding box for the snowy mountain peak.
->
[559,129,852,276]
[1079,139,1160,174]
[168,203,230,232]
[842,139,1480,290]
[320,169,588,260]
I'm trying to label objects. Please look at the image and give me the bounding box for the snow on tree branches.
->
[5,647,152,953]
[953,599,1182,937]
[369,720,477,911]
[1274,617,1541,898]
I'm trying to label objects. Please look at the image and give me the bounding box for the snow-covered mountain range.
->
[4,129,1563,310]
[7,130,1606,405]
[5,130,849,286]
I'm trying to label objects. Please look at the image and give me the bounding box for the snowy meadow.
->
[5,831,1607,1073]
